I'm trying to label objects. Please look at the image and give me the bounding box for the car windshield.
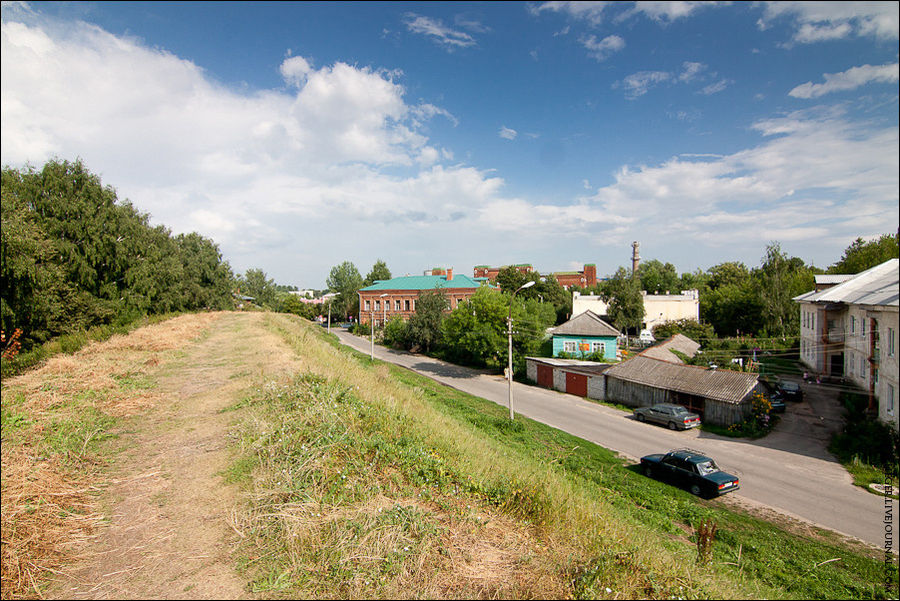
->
[782,382,799,391]
[670,406,688,414]
[695,460,719,476]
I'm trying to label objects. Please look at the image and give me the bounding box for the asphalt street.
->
[333,328,895,550]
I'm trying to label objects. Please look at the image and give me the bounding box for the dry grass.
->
[0,313,220,599]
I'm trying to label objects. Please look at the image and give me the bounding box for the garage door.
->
[566,372,588,397]
[537,364,554,389]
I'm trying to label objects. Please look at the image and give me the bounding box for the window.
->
[375,300,380,311]
[888,385,895,416]
[851,316,856,334]
[563,341,576,353]
[364,300,370,311]
[889,328,896,357]
[395,300,401,311]
[592,342,605,355]
[404,299,410,311]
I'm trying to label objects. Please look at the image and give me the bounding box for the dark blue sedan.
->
[640,449,740,498]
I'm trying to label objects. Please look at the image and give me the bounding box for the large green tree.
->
[326,261,363,319]
[828,233,899,274]
[637,259,680,294]
[601,267,645,333]
[406,287,448,353]
[238,268,278,308]
[363,259,392,287]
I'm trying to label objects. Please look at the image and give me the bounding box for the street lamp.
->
[371,293,387,361]
[507,280,535,420]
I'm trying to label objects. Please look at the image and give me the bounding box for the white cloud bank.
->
[2,13,896,283]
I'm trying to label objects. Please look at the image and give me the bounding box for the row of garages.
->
[526,354,760,427]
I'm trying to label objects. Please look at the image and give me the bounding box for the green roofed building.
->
[358,268,491,326]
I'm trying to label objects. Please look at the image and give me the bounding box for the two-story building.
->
[358,268,490,326]
[794,259,899,429]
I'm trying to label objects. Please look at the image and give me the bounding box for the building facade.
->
[550,310,619,361]
[572,289,700,331]
[358,269,490,326]
[794,259,899,429]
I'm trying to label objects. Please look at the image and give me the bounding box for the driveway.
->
[333,329,894,550]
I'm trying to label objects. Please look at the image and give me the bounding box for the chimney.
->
[631,241,641,276]
[447,267,453,281]
[584,264,597,287]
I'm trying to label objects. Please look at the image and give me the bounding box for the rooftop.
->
[360,274,490,292]
[793,259,899,307]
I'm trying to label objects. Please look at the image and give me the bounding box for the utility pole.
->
[507,280,535,420]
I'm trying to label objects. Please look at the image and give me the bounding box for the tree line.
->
[1,160,235,350]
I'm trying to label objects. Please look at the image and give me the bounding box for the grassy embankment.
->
[224,313,894,599]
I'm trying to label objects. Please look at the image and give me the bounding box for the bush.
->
[830,392,899,475]
[382,316,409,349]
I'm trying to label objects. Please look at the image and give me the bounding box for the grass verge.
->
[224,314,894,599]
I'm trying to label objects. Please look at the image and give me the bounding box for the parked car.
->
[640,449,740,497]
[768,392,786,413]
[777,380,803,402]
[633,404,701,430]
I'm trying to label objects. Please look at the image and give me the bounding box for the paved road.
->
[334,329,895,550]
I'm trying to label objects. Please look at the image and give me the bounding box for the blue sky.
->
[2,1,898,288]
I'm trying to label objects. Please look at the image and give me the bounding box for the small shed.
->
[550,310,619,361]
[602,355,760,426]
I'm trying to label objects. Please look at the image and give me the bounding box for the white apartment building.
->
[794,259,899,430]
[572,289,700,331]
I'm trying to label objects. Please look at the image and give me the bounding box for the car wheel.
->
[690,484,702,496]
[668,422,677,430]
[636,414,645,422]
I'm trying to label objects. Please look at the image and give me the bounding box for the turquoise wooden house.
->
[551,310,620,361]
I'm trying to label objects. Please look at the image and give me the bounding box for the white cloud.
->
[532,1,716,25]
[279,55,312,87]
[579,33,625,61]
[499,126,518,140]
[403,13,477,49]
[616,70,671,98]
[700,78,732,95]
[678,61,706,82]
[759,1,899,43]
[585,109,898,251]
[789,63,900,98]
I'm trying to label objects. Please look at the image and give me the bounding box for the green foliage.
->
[830,391,900,476]
[0,160,234,349]
[381,315,409,349]
[405,287,448,353]
[828,233,899,274]
[326,261,363,319]
[651,319,716,343]
[601,267,644,333]
[237,268,278,308]
[363,259,392,287]
[637,259,680,294]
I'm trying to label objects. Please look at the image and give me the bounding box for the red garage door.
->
[537,364,554,389]
[566,372,588,397]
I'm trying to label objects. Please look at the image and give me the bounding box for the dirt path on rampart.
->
[49,312,302,599]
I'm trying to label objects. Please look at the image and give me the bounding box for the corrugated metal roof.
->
[550,310,620,337]
[604,355,758,404]
[526,357,612,376]
[639,333,701,364]
[793,259,899,307]
[360,274,489,291]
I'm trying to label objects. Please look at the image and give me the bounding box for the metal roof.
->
[550,310,620,337]
[603,355,759,404]
[793,259,899,307]
[359,274,489,292]
[639,333,701,364]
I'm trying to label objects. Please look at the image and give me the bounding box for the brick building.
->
[358,268,490,326]
[472,264,535,282]
[473,263,596,290]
